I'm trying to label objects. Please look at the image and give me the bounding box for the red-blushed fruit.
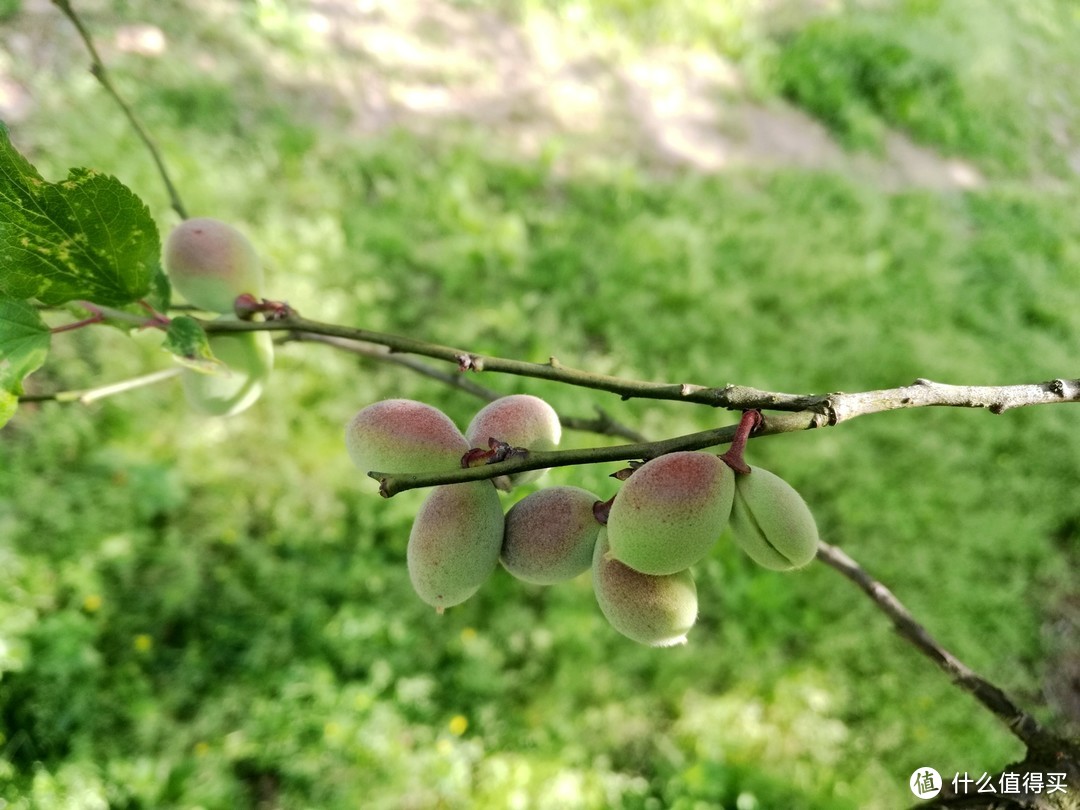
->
[729,466,819,571]
[606,451,734,575]
[592,528,697,646]
[164,217,263,313]
[465,395,561,487]
[345,399,470,477]
[501,486,601,584]
[407,481,505,611]
[181,325,274,417]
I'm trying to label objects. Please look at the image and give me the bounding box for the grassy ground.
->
[1,0,1078,808]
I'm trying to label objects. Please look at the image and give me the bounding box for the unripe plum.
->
[407,481,505,610]
[165,217,264,313]
[729,466,819,571]
[606,451,734,576]
[501,485,601,584]
[465,395,561,487]
[181,326,274,417]
[592,528,697,646]
[345,399,470,475]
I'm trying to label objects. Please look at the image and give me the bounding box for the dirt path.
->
[300,0,983,188]
[3,0,983,189]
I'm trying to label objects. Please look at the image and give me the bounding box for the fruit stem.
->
[718,410,762,475]
[138,299,171,329]
[50,310,104,334]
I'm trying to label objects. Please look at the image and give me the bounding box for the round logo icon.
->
[910,767,943,799]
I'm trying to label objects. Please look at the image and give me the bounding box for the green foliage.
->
[768,1,1074,174]
[1,0,1078,807]
[0,123,161,307]
[160,314,214,370]
[0,300,49,426]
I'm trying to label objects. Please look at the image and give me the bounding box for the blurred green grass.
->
[1,0,1078,808]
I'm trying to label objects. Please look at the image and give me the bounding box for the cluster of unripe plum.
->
[345,396,820,646]
[163,217,273,416]
[160,217,820,645]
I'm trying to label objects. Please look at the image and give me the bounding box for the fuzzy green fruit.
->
[729,466,819,571]
[181,327,273,417]
[408,481,505,610]
[501,485,601,584]
[606,451,734,575]
[592,528,697,647]
[165,217,264,313]
[465,395,561,487]
[345,399,470,479]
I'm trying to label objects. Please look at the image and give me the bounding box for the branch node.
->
[823,398,839,426]
[914,377,934,386]
[989,402,1007,415]
[461,448,491,468]
[1050,378,1066,397]
[456,353,484,372]
[548,356,562,368]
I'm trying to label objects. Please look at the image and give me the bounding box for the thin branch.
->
[76,303,164,329]
[369,411,816,496]
[287,331,648,443]
[288,331,503,402]
[50,311,104,334]
[51,0,189,220]
[816,541,1057,753]
[19,367,182,405]
[564,407,649,444]
[202,315,1080,417]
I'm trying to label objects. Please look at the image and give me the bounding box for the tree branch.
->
[287,331,649,443]
[18,367,182,404]
[370,411,815,496]
[52,0,189,220]
[203,314,1080,417]
[815,542,1058,754]
[199,313,1080,496]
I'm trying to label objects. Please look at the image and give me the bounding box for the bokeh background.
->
[1,0,1079,807]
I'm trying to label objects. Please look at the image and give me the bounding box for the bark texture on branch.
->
[204,315,1080,417]
[208,314,1075,496]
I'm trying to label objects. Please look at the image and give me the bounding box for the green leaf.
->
[0,122,162,307]
[162,315,219,372]
[0,298,51,428]
[145,266,172,314]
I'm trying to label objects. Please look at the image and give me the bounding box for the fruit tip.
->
[655,635,689,648]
